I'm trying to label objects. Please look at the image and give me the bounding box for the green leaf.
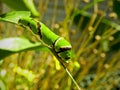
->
[1,0,39,17]
[0,11,31,24]
[0,37,47,59]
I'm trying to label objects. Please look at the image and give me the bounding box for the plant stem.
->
[36,20,82,90]
[49,47,82,90]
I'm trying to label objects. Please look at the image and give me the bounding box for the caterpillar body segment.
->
[18,18,38,34]
[38,22,60,46]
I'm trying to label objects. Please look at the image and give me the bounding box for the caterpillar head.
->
[53,37,72,61]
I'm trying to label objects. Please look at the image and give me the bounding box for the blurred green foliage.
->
[1,0,39,17]
[0,37,43,59]
[0,0,120,90]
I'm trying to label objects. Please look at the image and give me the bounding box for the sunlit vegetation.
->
[0,0,120,90]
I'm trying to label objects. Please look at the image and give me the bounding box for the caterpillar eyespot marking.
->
[56,46,72,54]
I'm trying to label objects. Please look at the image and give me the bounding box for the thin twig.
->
[49,47,82,90]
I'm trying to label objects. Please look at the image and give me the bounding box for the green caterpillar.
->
[19,18,72,61]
